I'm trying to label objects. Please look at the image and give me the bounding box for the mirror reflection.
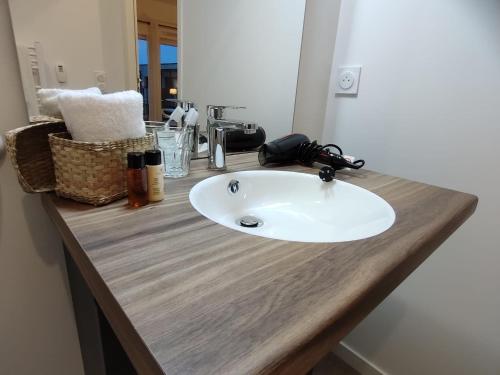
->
[8,0,307,158]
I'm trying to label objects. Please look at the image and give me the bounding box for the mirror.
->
[8,0,307,157]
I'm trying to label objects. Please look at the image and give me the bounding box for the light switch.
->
[55,64,67,83]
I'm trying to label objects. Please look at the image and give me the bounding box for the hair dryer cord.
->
[297,141,365,170]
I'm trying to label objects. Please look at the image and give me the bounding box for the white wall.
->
[0,2,84,374]
[323,1,500,374]
[8,0,134,93]
[179,0,306,140]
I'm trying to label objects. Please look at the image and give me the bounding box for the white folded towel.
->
[38,87,101,117]
[57,90,146,142]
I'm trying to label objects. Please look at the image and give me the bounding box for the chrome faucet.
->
[207,105,257,170]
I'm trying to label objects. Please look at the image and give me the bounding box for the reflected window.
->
[160,44,177,119]
[137,39,149,120]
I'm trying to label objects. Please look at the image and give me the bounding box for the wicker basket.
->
[5,120,67,193]
[48,132,154,206]
[29,115,64,124]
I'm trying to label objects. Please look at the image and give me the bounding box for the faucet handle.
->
[207,105,246,120]
[243,122,258,134]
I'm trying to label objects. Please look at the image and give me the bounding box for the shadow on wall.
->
[21,194,73,299]
[0,136,6,163]
[345,294,407,358]
[21,195,61,263]
[345,292,493,374]
[0,143,6,242]
[0,183,2,245]
[0,189,74,299]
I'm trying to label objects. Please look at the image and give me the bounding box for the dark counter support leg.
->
[64,246,136,375]
[64,247,107,375]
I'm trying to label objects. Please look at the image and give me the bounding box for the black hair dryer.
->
[258,134,365,181]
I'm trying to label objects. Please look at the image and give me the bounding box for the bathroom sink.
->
[189,170,396,243]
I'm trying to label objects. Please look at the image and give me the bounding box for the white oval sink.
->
[189,170,395,243]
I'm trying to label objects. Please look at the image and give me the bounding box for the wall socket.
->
[94,70,106,91]
[335,66,362,95]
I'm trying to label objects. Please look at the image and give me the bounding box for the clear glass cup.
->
[156,125,194,178]
[145,121,166,149]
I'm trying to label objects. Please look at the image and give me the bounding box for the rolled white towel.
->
[38,87,101,117]
[57,90,146,142]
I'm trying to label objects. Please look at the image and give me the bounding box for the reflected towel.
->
[38,87,101,117]
[57,90,146,142]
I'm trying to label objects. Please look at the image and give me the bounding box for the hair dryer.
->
[258,134,365,178]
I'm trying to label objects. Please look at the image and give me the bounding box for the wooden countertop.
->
[42,153,477,375]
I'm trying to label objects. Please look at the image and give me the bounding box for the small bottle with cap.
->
[145,149,165,202]
[127,152,148,207]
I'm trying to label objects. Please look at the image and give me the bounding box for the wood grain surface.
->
[42,153,478,375]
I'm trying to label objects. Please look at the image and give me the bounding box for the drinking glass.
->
[145,121,165,150]
[156,125,193,178]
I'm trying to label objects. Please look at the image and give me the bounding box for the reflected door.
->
[136,0,178,121]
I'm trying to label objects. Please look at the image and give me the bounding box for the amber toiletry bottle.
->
[127,152,148,207]
[145,149,165,202]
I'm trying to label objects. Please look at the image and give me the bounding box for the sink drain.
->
[237,215,263,228]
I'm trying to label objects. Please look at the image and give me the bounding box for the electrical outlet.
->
[336,66,361,95]
[94,70,106,91]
